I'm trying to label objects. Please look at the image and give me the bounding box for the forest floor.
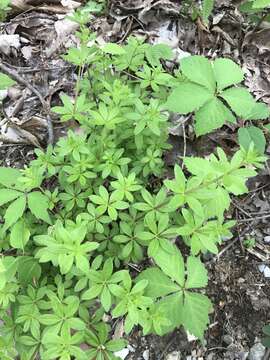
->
[0,1,270,359]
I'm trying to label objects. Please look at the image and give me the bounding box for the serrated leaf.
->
[145,44,173,67]
[182,292,212,338]
[4,195,26,230]
[0,189,22,206]
[238,126,266,154]
[0,167,21,187]
[27,192,51,224]
[153,246,185,287]
[213,58,244,91]
[166,83,213,114]
[244,102,270,120]
[185,257,208,289]
[184,157,211,176]
[204,187,230,220]
[195,97,235,136]
[181,56,216,92]
[154,293,184,335]
[136,267,180,299]
[221,87,255,117]
[10,220,30,250]
[102,43,126,55]
[0,73,16,90]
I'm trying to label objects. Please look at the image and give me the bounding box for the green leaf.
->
[195,97,235,136]
[166,83,213,114]
[253,0,270,8]
[182,292,212,338]
[82,285,102,300]
[0,73,16,90]
[4,195,26,230]
[238,126,266,154]
[202,0,215,22]
[145,44,173,67]
[136,267,180,299]
[154,293,184,335]
[244,102,270,120]
[0,189,22,206]
[262,336,270,348]
[100,286,111,312]
[221,87,255,117]
[102,43,126,55]
[213,58,244,91]
[0,167,21,187]
[181,55,216,91]
[17,256,41,285]
[185,257,208,289]
[106,339,127,352]
[27,191,51,224]
[153,246,185,287]
[10,220,30,250]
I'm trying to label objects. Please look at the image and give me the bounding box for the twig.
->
[232,200,251,218]
[237,213,270,223]
[0,61,54,145]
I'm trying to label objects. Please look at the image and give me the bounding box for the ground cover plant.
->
[0,6,269,360]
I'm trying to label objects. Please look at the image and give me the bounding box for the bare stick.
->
[0,61,54,145]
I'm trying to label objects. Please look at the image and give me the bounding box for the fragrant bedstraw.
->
[0,7,267,359]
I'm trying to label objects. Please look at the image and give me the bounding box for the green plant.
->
[262,324,270,347]
[166,55,270,152]
[0,0,10,22]
[180,0,215,24]
[240,0,270,12]
[0,73,15,91]
[0,15,267,359]
[243,237,256,249]
[202,0,215,23]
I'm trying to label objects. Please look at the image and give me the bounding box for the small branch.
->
[0,61,54,145]
[237,213,270,223]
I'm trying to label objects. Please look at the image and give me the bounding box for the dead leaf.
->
[0,34,21,56]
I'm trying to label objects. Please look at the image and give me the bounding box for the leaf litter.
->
[0,0,270,359]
